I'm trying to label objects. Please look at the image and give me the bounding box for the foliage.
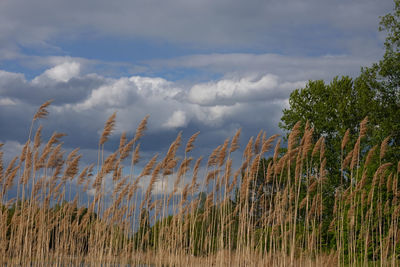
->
[1,2,400,266]
[280,0,400,186]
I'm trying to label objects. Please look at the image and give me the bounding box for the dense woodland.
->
[1,1,400,266]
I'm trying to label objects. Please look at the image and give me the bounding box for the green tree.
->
[361,0,400,162]
[280,0,400,187]
[280,76,374,186]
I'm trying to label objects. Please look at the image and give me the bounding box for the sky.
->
[0,0,395,187]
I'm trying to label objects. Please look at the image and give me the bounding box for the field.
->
[0,101,399,266]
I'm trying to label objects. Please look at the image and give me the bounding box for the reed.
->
[0,102,399,266]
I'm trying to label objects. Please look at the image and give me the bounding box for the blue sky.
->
[0,0,395,192]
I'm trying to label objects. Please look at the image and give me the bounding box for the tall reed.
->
[0,102,399,266]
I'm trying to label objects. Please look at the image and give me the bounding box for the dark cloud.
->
[0,69,104,106]
[147,53,378,82]
[0,0,393,59]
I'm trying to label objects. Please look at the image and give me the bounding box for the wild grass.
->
[0,101,399,266]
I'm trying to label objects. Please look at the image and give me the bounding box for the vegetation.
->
[0,100,399,266]
[280,0,400,178]
[0,1,399,266]
[279,3,400,240]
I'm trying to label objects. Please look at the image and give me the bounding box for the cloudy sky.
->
[0,0,395,172]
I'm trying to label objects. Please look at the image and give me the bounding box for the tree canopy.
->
[279,0,400,187]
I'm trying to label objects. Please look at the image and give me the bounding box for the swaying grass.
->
[0,101,399,266]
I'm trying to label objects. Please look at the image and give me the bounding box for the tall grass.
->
[0,102,399,266]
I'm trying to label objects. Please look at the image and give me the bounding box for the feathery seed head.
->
[273,138,281,164]
[33,125,43,150]
[178,157,193,178]
[365,145,378,167]
[119,139,134,160]
[100,112,117,145]
[207,145,221,167]
[262,134,280,155]
[254,130,263,154]
[288,121,301,152]
[185,131,200,153]
[380,135,391,160]
[218,138,230,167]
[119,132,127,154]
[359,116,368,139]
[139,154,158,178]
[350,138,360,170]
[189,156,202,193]
[33,99,53,121]
[131,143,141,165]
[342,149,353,169]
[243,137,254,160]
[229,128,241,153]
[341,129,350,151]
[133,115,149,143]
[312,136,323,158]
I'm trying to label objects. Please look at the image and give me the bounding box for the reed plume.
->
[100,112,116,145]
[380,135,391,160]
[33,100,53,121]
[185,131,200,154]
[133,115,149,144]
[1,104,399,267]
[341,129,350,151]
[229,128,241,153]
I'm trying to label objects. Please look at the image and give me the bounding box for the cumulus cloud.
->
[163,110,187,129]
[75,76,181,111]
[0,61,293,156]
[196,104,240,126]
[189,74,284,106]
[75,78,140,110]
[0,62,106,108]
[33,61,81,84]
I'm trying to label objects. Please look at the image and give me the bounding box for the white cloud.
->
[197,104,240,126]
[0,61,307,147]
[151,173,191,195]
[75,77,138,110]
[33,61,80,84]
[189,74,279,106]
[163,110,187,129]
[75,75,181,111]
[129,76,180,98]
[0,49,367,166]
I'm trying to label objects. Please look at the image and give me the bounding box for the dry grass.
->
[0,101,399,266]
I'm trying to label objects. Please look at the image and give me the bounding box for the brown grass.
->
[0,101,399,266]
